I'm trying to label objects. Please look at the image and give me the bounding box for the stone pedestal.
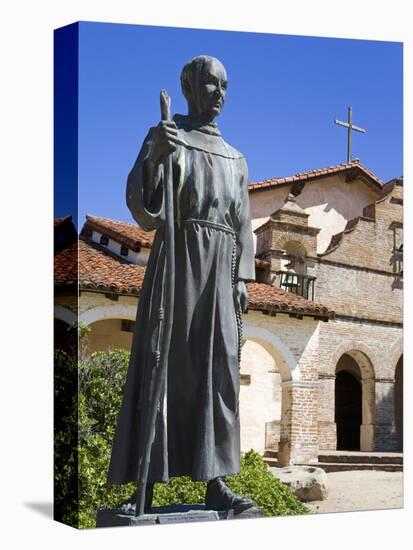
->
[96,504,264,528]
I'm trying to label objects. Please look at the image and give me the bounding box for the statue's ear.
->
[181,79,192,99]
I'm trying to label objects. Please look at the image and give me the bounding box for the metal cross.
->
[334,106,366,163]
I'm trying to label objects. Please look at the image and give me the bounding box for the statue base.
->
[96,504,264,528]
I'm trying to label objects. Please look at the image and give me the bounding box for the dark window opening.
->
[100,235,109,245]
[120,246,129,256]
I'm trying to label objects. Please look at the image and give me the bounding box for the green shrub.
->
[226,450,308,516]
[54,348,308,528]
[78,350,135,528]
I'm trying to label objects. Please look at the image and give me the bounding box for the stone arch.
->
[333,345,376,452]
[54,305,77,325]
[79,304,138,355]
[277,233,309,254]
[330,341,378,378]
[242,323,300,382]
[79,304,137,326]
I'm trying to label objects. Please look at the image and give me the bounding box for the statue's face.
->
[187,58,228,122]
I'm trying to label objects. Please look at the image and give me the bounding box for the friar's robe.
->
[108,115,255,484]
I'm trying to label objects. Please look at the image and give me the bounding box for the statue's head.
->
[180,55,228,123]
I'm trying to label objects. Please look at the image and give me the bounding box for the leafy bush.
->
[78,350,135,528]
[54,348,308,528]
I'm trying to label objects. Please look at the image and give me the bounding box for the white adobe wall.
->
[91,230,150,265]
[249,174,378,254]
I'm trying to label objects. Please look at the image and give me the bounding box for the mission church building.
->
[54,160,403,468]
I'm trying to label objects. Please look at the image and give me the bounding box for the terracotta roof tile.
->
[79,239,146,294]
[55,238,146,295]
[84,215,155,250]
[249,161,383,192]
[54,240,78,286]
[247,282,334,319]
[55,238,333,318]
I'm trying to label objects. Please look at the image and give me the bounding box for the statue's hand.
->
[150,120,178,163]
[234,280,249,313]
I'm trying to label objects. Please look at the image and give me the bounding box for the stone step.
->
[318,451,403,465]
[263,457,403,472]
[313,462,403,473]
[263,449,278,459]
[263,451,404,472]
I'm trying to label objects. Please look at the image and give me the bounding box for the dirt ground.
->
[305,470,404,514]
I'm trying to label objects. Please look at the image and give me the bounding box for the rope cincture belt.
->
[178,217,243,366]
[180,217,236,236]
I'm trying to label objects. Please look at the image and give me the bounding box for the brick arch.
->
[242,322,300,382]
[331,341,377,452]
[277,233,309,255]
[329,341,377,380]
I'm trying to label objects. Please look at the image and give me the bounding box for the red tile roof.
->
[84,215,155,250]
[79,239,146,294]
[247,282,334,319]
[54,238,146,295]
[55,236,333,319]
[54,240,78,286]
[249,161,383,193]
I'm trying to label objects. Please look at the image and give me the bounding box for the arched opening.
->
[87,318,135,354]
[278,240,315,299]
[239,340,282,455]
[335,369,362,450]
[333,350,375,452]
[281,240,307,275]
[395,355,403,451]
[239,327,298,460]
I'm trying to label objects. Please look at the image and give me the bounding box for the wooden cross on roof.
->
[334,106,366,163]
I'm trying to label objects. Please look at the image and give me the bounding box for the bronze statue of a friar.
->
[107,55,256,516]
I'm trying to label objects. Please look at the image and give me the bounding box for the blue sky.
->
[74,22,402,228]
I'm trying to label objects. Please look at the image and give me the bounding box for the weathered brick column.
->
[374,378,397,451]
[278,380,319,465]
[317,374,337,450]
